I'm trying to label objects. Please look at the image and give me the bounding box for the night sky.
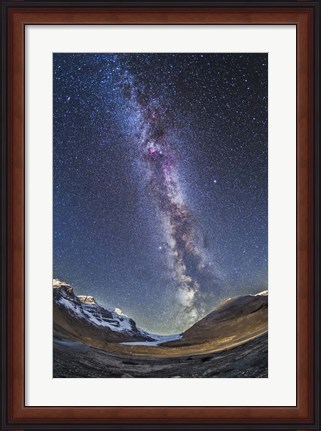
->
[53,53,268,334]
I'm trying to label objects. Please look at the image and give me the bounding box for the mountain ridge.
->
[53,278,268,357]
[53,278,155,344]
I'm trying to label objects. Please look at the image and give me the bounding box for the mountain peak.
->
[114,307,126,316]
[53,278,74,296]
[78,295,97,305]
[53,278,71,288]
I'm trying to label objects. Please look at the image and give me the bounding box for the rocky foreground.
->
[54,332,267,378]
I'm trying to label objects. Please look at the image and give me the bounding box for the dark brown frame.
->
[1,1,320,430]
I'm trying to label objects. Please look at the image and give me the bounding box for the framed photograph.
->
[1,1,320,430]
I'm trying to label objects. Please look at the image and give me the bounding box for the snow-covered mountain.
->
[53,279,154,344]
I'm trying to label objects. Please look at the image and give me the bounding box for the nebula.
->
[121,75,220,326]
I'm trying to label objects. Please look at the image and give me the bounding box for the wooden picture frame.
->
[1,1,320,429]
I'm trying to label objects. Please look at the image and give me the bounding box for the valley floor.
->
[53,332,268,378]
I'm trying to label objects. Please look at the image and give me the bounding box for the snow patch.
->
[122,333,182,346]
[57,295,134,334]
[82,309,133,333]
[56,297,84,319]
[255,290,268,297]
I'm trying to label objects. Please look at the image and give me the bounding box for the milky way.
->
[53,53,268,333]
[121,73,222,325]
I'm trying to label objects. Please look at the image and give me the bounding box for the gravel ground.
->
[53,332,268,378]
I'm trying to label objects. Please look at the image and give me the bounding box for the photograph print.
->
[53,53,268,378]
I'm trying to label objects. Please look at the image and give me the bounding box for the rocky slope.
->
[53,279,154,344]
[165,290,268,348]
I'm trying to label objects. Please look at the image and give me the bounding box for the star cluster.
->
[53,53,268,334]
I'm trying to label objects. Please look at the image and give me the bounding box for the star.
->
[53,52,268,334]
